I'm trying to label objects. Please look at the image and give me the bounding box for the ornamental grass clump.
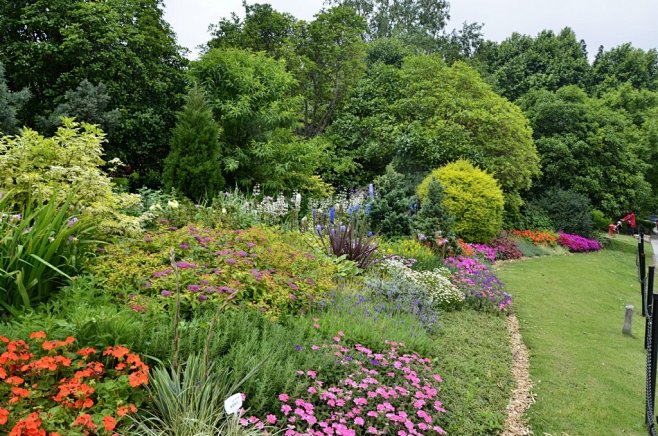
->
[242,337,447,435]
[557,232,603,252]
[0,332,148,435]
[0,192,100,314]
[443,256,512,312]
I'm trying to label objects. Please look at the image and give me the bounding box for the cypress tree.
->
[163,88,224,202]
[412,178,455,238]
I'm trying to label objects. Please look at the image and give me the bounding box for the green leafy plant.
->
[0,192,100,314]
[0,119,142,234]
[536,188,594,236]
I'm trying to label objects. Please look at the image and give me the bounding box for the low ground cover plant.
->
[242,336,447,435]
[443,256,512,312]
[557,232,603,252]
[0,332,148,435]
[379,259,465,311]
[511,229,557,246]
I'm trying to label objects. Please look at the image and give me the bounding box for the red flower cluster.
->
[0,332,147,435]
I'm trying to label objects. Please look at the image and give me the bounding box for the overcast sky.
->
[162,0,658,61]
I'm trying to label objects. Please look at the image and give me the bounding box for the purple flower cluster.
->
[466,243,497,264]
[557,232,603,252]
[443,256,512,312]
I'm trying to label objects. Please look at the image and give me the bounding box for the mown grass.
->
[496,235,648,435]
[432,310,514,435]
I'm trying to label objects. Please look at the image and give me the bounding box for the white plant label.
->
[224,393,243,415]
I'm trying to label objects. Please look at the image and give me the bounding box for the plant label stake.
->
[224,393,243,415]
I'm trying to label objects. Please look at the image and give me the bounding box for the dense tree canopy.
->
[329,54,539,209]
[477,28,590,101]
[207,2,296,58]
[190,48,327,194]
[0,0,188,184]
[519,85,651,216]
[590,43,658,92]
[325,0,449,46]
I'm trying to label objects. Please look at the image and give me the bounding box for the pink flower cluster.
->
[557,232,603,252]
[242,337,446,435]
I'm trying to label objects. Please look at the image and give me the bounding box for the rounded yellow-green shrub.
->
[417,160,504,243]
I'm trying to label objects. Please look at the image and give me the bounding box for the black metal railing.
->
[638,231,657,435]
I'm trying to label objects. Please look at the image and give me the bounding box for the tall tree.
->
[477,27,591,101]
[329,54,540,210]
[293,6,367,137]
[207,2,297,58]
[519,85,651,216]
[325,0,450,45]
[590,43,658,92]
[163,88,223,202]
[0,0,187,185]
[190,48,327,193]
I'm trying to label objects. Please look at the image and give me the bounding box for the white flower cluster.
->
[256,194,288,218]
[382,259,465,309]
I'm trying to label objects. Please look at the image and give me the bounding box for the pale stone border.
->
[501,314,534,435]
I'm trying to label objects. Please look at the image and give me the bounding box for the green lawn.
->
[496,235,648,435]
[432,310,513,435]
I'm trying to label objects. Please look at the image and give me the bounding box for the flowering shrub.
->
[382,260,465,310]
[91,225,338,316]
[443,256,512,312]
[0,332,148,435]
[243,338,447,435]
[511,230,557,246]
[557,232,603,252]
[490,236,523,261]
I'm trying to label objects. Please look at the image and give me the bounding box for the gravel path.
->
[501,313,534,435]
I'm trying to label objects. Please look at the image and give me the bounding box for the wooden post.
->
[623,304,634,335]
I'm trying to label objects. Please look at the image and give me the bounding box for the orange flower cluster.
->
[511,229,558,246]
[458,239,475,257]
[1,332,147,435]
